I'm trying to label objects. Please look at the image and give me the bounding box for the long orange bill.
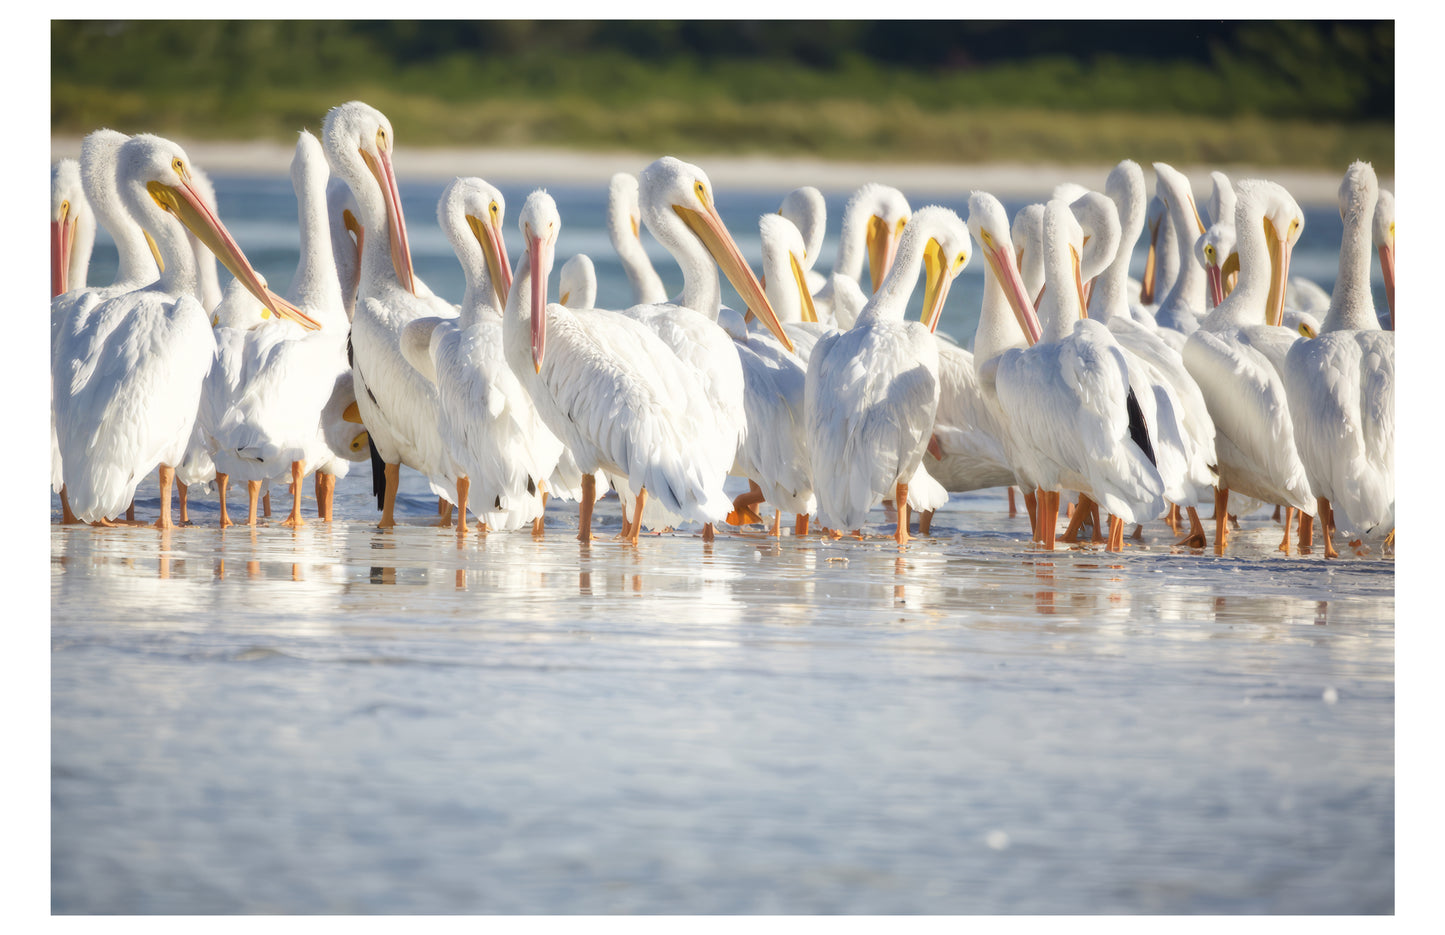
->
[1378,242,1394,328]
[984,239,1041,346]
[469,213,512,309]
[866,215,903,294]
[1206,262,1224,308]
[150,176,320,330]
[1262,216,1292,329]
[675,202,794,353]
[51,214,73,297]
[920,239,953,334]
[1140,219,1159,304]
[362,146,415,295]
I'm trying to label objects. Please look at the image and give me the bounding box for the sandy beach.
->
[49,136,1384,205]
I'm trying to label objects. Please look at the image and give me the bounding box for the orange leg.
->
[919,509,933,537]
[703,522,716,543]
[1278,506,1294,555]
[1106,514,1125,552]
[895,482,911,545]
[263,490,271,518]
[532,490,549,536]
[770,509,782,539]
[318,472,336,522]
[727,480,767,526]
[455,476,470,538]
[1214,487,1230,555]
[153,465,176,530]
[577,473,595,543]
[1298,509,1315,553]
[247,480,262,526]
[1174,506,1207,548]
[438,497,454,528]
[60,486,79,525]
[1036,488,1059,550]
[1007,486,1018,517]
[281,461,307,528]
[1318,497,1339,560]
[1164,502,1182,535]
[795,513,810,536]
[628,487,647,546]
[1060,493,1094,543]
[127,501,136,522]
[217,473,233,529]
[177,480,190,524]
[379,463,400,528]
[1023,489,1038,540]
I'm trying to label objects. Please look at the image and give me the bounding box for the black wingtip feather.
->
[1125,388,1157,468]
[368,434,386,509]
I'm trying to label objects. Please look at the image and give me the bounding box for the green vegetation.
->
[51,21,1394,171]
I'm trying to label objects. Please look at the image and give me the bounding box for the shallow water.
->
[51,464,1394,914]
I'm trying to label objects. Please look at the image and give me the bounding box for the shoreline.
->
[49,136,1386,205]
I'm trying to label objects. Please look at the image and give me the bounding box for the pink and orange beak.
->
[1206,260,1225,309]
[360,144,415,296]
[527,227,552,372]
[920,239,958,334]
[866,215,906,294]
[981,232,1042,346]
[674,199,794,353]
[1378,239,1394,328]
[1262,216,1294,329]
[51,205,74,298]
[468,212,512,311]
[147,176,320,330]
[1140,216,1159,305]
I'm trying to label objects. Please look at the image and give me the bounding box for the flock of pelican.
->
[50,100,1395,558]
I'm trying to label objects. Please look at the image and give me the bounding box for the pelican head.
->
[640,155,793,352]
[1207,170,1236,230]
[759,212,819,325]
[851,183,911,293]
[559,254,596,310]
[1152,162,1208,241]
[1103,159,1147,248]
[1373,187,1395,324]
[968,192,1040,346]
[117,134,319,330]
[1236,179,1304,328]
[520,189,561,372]
[51,158,93,297]
[440,177,511,311]
[608,171,644,244]
[322,100,415,295]
[905,206,972,334]
[1196,222,1238,308]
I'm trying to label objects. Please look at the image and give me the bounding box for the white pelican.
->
[1284,161,1393,557]
[51,159,96,524]
[1150,163,1209,338]
[1182,179,1315,553]
[323,100,460,527]
[401,177,564,535]
[625,156,794,539]
[812,183,911,329]
[992,200,1166,551]
[559,253,597,310]
[54,134,314,527]
[1374,188,1394,328]
[724,212,819,536]
[1069,188,1217,542]
[506,189,733,544]
[805,205,972,544]
[606,171,669,306]
[201,131,347,528]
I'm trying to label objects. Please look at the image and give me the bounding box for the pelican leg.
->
[60,486,79,525]
[703,522,716,543]
[532,489,549,537]
[379,463,400,528]
[1165,502,1182,535]
[1037,490,1059,550]
[1272,504,1281,523]
[263,490,272,518]
[628,487,647,546]
[1278,506,1294,555]
[1024,489,1039,541]
[727,480,766,526]
[1089,502,1106,544]
[1319,497,1339,560]
[771,510,782,539]
[438,498,454,528]
[153,465,176,530]
[318,472,335,522]
[247,480,262,526]
[919,510,933,537]
[895,482,911,545]
[217,473,233,529]
[1130,524,1143,541]
[1174,506,1207,548]
[577,474,595,543]
[178,480,190,524]
[1060,494,1094,543]
[1214,487,1230,555]
[1106,514,1125,552]
[1007,486,1018,517]
[1298,509,1315,554]
[795,514,810,536]
[455,476,470,539]
[127,501,136,522]
[281,461,307,528]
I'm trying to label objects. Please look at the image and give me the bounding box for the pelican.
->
[323,100,460,527]
[624,156,794,539]
[506,189,732,544]
[401,177,564,535]
[778,185,828,295]
[1150,163,1210,338]
[1182,179,1315,553]
[606,171,669,306]
[1374,188,1394,328]
[805,205,972,544]
[812,183,911,329]
[202,130,347,528]
[1284,161,1393,557]
[993,200,1165,551]
[51,159,96,523]
[1068,188,1218,544]
[53,134,314,527]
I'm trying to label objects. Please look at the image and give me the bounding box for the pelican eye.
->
[490,201,499,217]
[376,127,388,151]
[171,157,186,178]
[954,252,968,272]
[1204,244,1215,260]
[896,217,908,236]
[694,181,709,207]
